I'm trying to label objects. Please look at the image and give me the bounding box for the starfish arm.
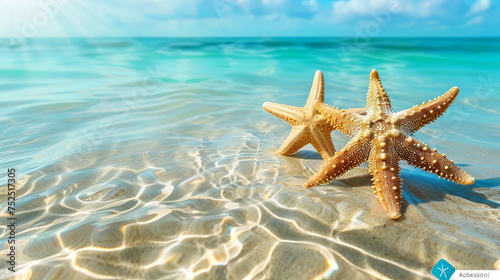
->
[304,70,325,117]
[396,135,475,185]
[309,125,335,159]
[391,87,459,134]
[345,107,367,115]
[369,134,403,219]
[366,69,393,115]
[276,126,309,155]
[304,133,371,188]
[263,102,306,125]
[315,101,364,138]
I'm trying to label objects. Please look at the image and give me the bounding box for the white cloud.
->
[264,13,279,20]
[301,0,319,10]
[333,0,391,16]
[465,15,484,26]
[414,0,444,17]
[261,0,285,6]
[467,0,491,15]
[331,0,447,20]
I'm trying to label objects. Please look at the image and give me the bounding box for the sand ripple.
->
[1,130,498,280]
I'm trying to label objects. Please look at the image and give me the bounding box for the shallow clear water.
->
[0,37,499,279]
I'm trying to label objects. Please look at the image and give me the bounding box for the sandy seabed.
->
[2,130,499,280]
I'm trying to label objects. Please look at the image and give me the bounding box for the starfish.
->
[263,70,366,159]
[304,69,475,219]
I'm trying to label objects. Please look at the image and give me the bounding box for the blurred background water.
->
[0,37,499,279]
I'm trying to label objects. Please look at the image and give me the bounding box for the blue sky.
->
[1,0,498,38]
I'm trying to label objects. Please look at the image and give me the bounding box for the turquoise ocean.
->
[1,37,499,279]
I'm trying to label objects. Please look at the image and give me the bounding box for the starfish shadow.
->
[400,171,500,209]
[329,173,414,218]
[313,169,499,219]
[287,150,323,160]
[335,173,372,188]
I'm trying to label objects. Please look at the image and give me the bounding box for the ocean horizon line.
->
[1,35,499,39]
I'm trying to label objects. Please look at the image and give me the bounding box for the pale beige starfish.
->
[263,70,366,159]
[304,69,475,219]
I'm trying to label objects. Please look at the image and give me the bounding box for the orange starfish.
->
[263,70,365,159]
[304,69,475,219]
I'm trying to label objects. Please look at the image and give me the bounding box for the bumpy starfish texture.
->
[304,69,475,219]
[263,70,366,159]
